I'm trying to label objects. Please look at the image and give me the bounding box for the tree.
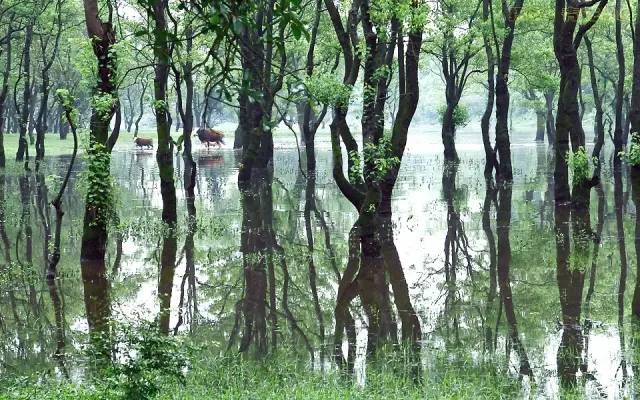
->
[80,0,119,262]
[553,0,608,204]
[428,0,482,163]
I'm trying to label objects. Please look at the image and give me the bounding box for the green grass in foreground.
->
[1,351,591,400]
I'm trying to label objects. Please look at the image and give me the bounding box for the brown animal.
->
[134,137,153,149]
[195,128,225,149]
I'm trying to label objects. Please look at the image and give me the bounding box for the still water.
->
[0,128,638,398]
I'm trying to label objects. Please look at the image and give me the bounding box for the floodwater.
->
[0,127,639,399]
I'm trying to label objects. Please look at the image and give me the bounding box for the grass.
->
[1,348,568,400]
[3,133,78,157]
[1,124,304,159]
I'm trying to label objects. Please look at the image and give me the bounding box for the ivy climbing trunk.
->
[80,0,118,262]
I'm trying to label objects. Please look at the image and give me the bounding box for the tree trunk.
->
[585,35,604,164]
[151,0,177,227]
[16,23,33,167]
[544,91,556,145]
[0,30,12,168]
[234,91,248,149]
[134,82,147,138]
[80,0,118,262]
[613,0,625,156]
[535,111,545,141]
[494,0,524,183]
[481,0,496,179]
[441,103,458,162]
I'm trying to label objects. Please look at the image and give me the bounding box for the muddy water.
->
[0,128,637,399]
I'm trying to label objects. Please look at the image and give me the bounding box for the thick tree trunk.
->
[80,0,118,262]
[495,71,513,182]
[553,5,590,203]
[441,103,458,162]
[632,167,640,317]
[234,92,248,149]
[630,0,640,318]
[494,0,524,182]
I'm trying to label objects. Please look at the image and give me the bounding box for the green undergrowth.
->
[1,348,538,400]
[0,325,582,400]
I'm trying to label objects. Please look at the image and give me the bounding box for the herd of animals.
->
[133,127,225,150]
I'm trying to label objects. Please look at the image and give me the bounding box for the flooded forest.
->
[3,0,640,399]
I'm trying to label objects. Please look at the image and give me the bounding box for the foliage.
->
[55,89,77,127]
[79,142,117,226]
[437,104,470,128]
[305,74,352,107]
[622,133,640,166]
[92,93,118,121]
[349,136,400,183]
[565,146,592,186]
[105,321,190,399]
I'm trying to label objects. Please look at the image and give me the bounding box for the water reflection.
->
[81,259,111,361]
[3,138,640,398]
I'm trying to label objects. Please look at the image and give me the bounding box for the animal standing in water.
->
[134,137,154,149]
[195,128,225,149]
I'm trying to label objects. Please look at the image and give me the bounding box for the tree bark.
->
[80,0,118,262]
[0,29,12,168]
[16,23,33,167]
